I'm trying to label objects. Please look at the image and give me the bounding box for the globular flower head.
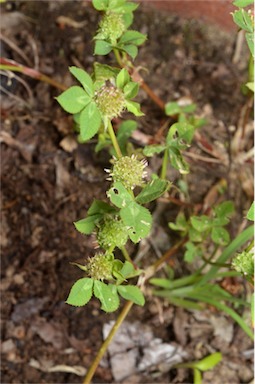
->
[106,155,148,190]
[97,12,125,44]
[96,216,129,250]
[86,253,113,281]
[94,84,126,120]
[232,249,254,283]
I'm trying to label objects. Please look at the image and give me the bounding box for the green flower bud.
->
[232,249,254,283]
[98,12,125,44]
[97,217,129,250]
[87,253,113,281]
[106,155,148,190]
[95,84,126,119]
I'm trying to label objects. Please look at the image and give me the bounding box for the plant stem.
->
[83,300,133,384]
[160,149,168,179]
[120,246,132,263]
[153,237,187,271]
[107,119,122,159]
[0,60,67,91]
[113,48,123,67]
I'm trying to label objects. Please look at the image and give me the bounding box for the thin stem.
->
[107,119,122,159]
[83,300,133,384]
[120,246,132,263]
[198,245,219,273]
[0,60,67,91]
[160,149,168,179]
[152,237,187,271]
[113,48,123,67]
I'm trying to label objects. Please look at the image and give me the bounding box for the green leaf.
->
[123,81,139,99]
[246,32,254,57]
[191,215,212,232]
[79,102,102,141]
[168,145,190,174]
[246,202,254,221]
[125,100,144,116]
[92,0,108,10]
[93,62,119,84]
[165,102,181,116]
[66,278,93,306]
[122,44,138,59]
[117,120,137,155]
[136,179,170,204]
[189,227,203,242]
[69,66,94,97]
[88,199,116,216]
[184,241,199,263]
[233,0,254,7]
[74,215,101,234]
[94,40,112,55]
[214,201,234,219]
[56,86,91,114]
[182,103,197,113]
[149,278,172,289]
[232,9,253,32]
[143,145,166,157]
[246,81,254,92]
[117,285,145,306]
[120,202,152,242]
[116,68,130,89]
[107,182,134,208]
[120,261,142,279]
[169,212,188,232]
[211,226,230,245]
[194,352,222,371]
[119,30,147,46]
[93,281,120,312]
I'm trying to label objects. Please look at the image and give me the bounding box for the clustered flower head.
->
[97,12,125,44]
[232,249,254,282]
[94,84,126,120]
[106,155,148,190]
[86,253,113,281]
[96,216,129,250]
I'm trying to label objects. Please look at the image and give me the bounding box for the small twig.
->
[0,32,32,66]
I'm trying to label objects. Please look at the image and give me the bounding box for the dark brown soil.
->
[1,1,253,384]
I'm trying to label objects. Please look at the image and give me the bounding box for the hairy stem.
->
[83,300,133,384]
[107,119,122,159]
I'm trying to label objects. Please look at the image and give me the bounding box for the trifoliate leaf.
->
[107,182,134,208]
[56,86,91,114]
[184,241,198,263]
[125,100,144,116]
[211,227,230,245]
[66,278,93,306]
[94,281,120,312]
[120,261,142,279]
[79,101,102,141]
[136,179,170,204]
[232,9,253,32]
[69,66,94,97]
[94,40,112,55]
[117,285,145,306]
